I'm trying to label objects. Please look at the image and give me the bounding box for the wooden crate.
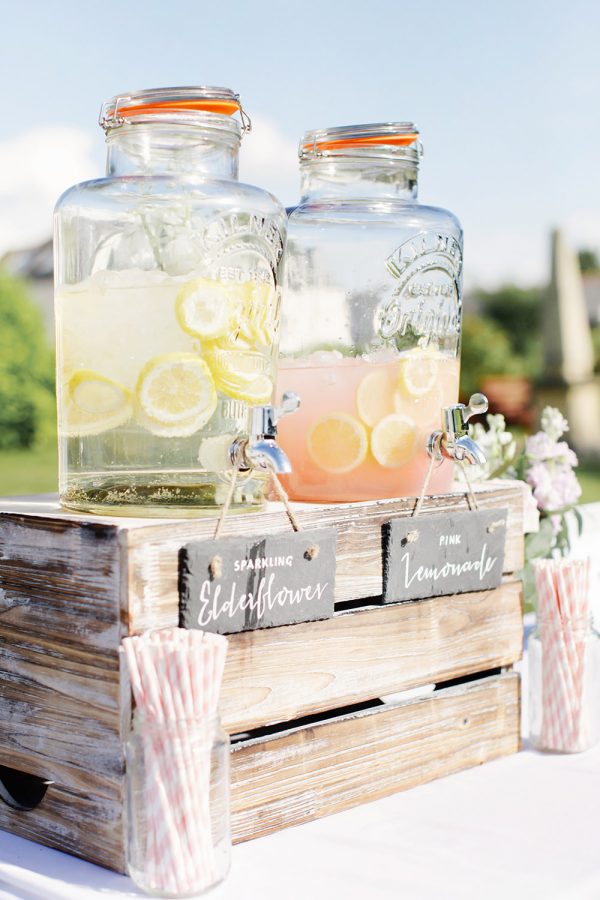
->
[0,481,524,871]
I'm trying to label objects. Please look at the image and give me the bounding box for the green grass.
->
[577,465,600,504]
[0,446,57,496]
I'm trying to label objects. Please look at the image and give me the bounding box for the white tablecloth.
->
[1,651,600,900]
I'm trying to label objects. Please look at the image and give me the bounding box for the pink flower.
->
[526,461,581,512]
[525,432,555,461]
[553,441,578,467]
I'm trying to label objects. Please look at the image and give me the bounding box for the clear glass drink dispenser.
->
[277,123,464,503]
[54,86,288,516]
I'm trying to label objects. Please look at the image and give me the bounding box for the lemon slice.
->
[245,283,279,347]
[213,373,274,404]
[137,410,209,438]
[307,412,368,474]
[206,346,267,386]
[136,353,217,427]
[63,371,132,436]
[397,352,439,398]
[175,277,243,340]
[356,369,396,427]
[371,413,418,468]
[394,385,444,424]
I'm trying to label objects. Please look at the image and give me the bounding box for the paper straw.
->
[122,628,228,895]
[533,558,591,752]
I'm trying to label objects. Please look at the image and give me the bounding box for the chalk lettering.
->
[196,572,329,628]
[401,542,498,590]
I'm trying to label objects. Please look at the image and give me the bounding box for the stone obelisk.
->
[538,230,600,455]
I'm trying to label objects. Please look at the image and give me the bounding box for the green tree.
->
[0,269,56,449]
[578,249,600,273]
[472,285,542,365]
[460,314,520,399]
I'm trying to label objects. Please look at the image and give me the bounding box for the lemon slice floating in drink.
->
[175,277,243,340]
[397,351,439,398]
[205,344,274,404]
[370,413,417,468]
[206,346,265,386]
[244,282,279,348]
[63,370,132,436]
[307,412,368,474]
[356,369,396,427]
[215,373,274,404]
[135,352,217,435]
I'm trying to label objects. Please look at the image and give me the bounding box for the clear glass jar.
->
[277,123,462,502]
[54,87,286,516]
[528,617,600,752]
[126,714,230,897]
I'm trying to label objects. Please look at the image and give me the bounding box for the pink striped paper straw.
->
[122,628,228,896]
[533,558,591,752]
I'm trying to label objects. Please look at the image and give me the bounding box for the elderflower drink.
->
[54,87,286,516]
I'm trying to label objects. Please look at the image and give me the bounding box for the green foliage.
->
[0,269,56,449]
[472,284,543,369]
[459,314,519,398]
[578,249,600,273]
[592,325,600,374]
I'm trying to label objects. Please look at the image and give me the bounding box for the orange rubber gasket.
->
[303,133,419,151]
[117,99,240,118]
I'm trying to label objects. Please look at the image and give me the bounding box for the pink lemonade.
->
[276,352,460,503]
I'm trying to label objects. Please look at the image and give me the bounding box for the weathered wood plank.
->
[220,580,523,733]
[230,672,520,842]
[0,516,122,650]
[0,783,124,871]
[123,480,524,632]
[0,672,123,798]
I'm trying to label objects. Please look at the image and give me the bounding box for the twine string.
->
[213,461,241,540]
[212,460,310,545]
[270,471,301,532]
[457,459,480,511]
[412,455,437,518]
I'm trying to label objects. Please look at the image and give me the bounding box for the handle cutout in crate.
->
[382,509,507,603]
[0,765,52,811]
[179,528,336,635]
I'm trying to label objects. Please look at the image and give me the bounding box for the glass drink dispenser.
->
[54,87,289,516]
[277,123,464,503]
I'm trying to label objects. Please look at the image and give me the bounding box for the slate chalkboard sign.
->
[179,528,336,635]
[382,509,507,604]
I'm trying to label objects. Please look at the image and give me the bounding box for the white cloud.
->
[0,125,97,255]
[238,115,299,207]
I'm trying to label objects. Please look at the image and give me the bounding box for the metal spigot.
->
[427,392,489,466]
[229,391,300,474]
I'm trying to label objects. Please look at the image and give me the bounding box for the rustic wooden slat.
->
[123,480,524,632]
[0,674,123,798]
[230,671,520,843]
[0,488,523,871]
[0,513,127,803]
[0,515,122,650]
[220,580,523,733]
[0,783,124,871]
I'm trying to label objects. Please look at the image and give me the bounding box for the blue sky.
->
[1,0,599,286]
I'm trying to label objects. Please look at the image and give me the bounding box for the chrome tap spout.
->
[427,392,489,467]
[228,391,300,475]
[245,439,292,474]
[450,435,487,466]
